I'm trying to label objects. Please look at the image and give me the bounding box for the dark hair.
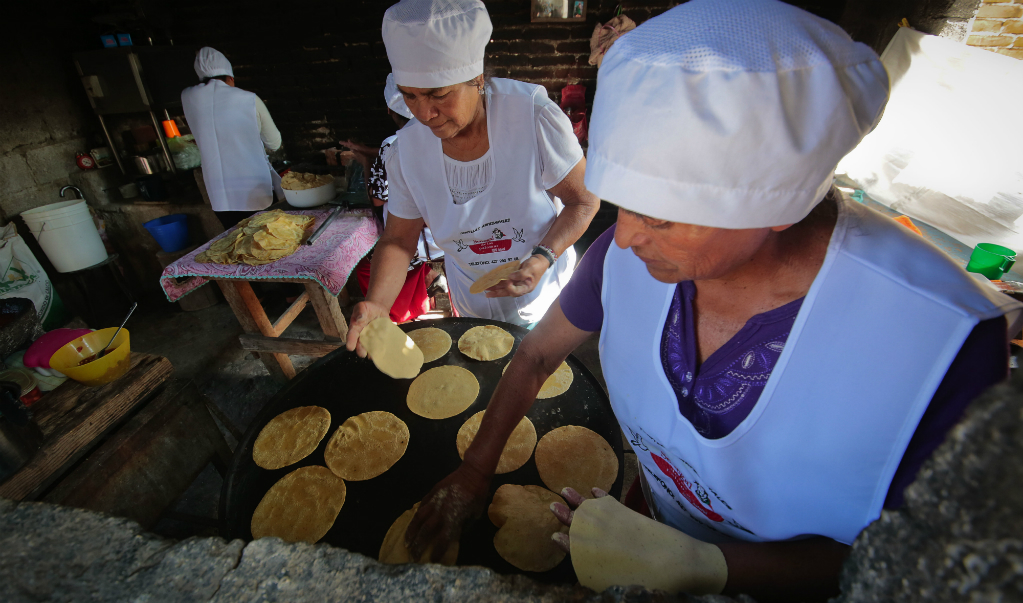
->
[201,75,231,85]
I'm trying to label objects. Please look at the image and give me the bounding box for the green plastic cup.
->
[966,243,1016,280]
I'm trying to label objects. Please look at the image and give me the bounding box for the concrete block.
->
[0,153,35,197]
[69,168,122,205]
[1004,19,1023,33]
[25,138,85,185]
[1,183,67,219]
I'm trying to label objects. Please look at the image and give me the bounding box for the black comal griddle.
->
[220,317,624,583]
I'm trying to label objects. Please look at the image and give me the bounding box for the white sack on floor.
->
[837,27,1023,250]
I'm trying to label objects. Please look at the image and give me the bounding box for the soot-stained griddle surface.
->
[220,317,624,583]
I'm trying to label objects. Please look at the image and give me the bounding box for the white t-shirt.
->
[254,97,282,151]
[385,93,583,218]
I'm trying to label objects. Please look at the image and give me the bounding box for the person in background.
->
[182,47,284,230]
[345,0,599,354]
[401,1,1023,601]
[343,74,446,323]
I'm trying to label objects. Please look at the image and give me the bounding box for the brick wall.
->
[167,0,851,165]
[967,0,1023,58]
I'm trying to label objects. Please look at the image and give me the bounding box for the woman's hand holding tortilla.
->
[345,300,391,358]
[485,255,548,298]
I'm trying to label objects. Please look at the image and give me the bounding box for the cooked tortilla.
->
[535,425,618,499]
[407,365,479,419]
[407,327,452,363]
[360,317,424,379]
[458,325,514,361]
[469,261,521,295]
[456,411,536,474]
[250,466,346,544]
[502,360,574,399]
[488,484,568,572]
[324,411,409,481]
[252,406,331,470]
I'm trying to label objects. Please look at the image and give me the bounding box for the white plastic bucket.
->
[21,201,108,273]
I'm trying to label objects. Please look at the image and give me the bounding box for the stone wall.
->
[0,4,105,220]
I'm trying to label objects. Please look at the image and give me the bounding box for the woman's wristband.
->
[531,244,557,268]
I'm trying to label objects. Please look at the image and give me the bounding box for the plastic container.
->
[20,201,109,273]
[967,243,1017,280]
[283,181,336,208]
[48,327,131,387]
[143,214,190,253]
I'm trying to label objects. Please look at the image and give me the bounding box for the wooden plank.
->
[272,291,309,336]
[239,333,343,357]
[216,280,294,380]
[41,381,231,529]
[306,283,349,341]
[0,354,173,501]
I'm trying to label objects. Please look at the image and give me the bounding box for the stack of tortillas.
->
[489,484,569,572]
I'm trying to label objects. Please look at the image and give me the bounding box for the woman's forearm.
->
[541,159,599,257]
[365,235,416,309]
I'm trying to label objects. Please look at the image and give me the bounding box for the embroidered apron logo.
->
[651,453,724,522]
[466,227,512,255]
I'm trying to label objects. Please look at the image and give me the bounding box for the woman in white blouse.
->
[345,0,598,351]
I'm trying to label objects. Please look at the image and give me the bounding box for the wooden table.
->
[217,279,350,380]
[0,353,231,530]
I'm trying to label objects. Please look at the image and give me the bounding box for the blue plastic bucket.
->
[144,214,190,253]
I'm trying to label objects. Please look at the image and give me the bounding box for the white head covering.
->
[384,73,413,119]
[194,47,234,80]
[585,0,890,229]
[382,0,492,88]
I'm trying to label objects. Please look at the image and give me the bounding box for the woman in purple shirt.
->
[402,1,1021,600]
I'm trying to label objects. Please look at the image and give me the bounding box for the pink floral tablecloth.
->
[160,208,379,303]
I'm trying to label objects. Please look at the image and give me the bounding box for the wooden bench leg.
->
[306,282,348,341]
[216,280,296,380]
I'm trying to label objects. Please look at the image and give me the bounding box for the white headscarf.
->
[194,47,234,80]
[382,0,492,88]
[384,73,413,119]
[585,0,890,229]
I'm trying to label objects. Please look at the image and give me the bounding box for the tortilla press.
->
[0,381,44,483]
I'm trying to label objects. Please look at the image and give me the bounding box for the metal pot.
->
[132,155,157,175]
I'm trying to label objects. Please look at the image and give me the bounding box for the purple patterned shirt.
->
[560,225,1008,509]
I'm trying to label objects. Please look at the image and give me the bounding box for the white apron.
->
[599,198,1022,545]
[395,78,575,325]
[181,80,282,212]
[380,134,444,262]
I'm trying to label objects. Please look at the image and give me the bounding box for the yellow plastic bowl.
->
[49,328,132,387]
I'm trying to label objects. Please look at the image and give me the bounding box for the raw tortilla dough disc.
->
[488,484,568,572]
[250,466,346,544]
[379,502,459,565]
[456,411,536,474]
[502,361,574,399]
[458,325,514,361]
[360,317,424,379]
[469,261,521,295]
[407,327,452,363]
[324,411,409,481]
[252,406,331,470]
[407,365,480,419]
[535,426,618,499]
